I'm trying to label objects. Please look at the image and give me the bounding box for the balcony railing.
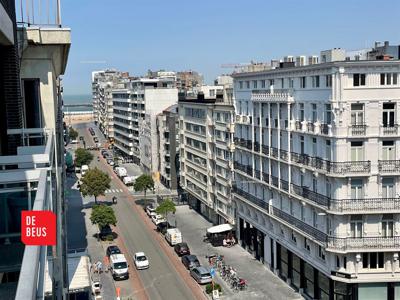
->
[349,124,367,136]
[251,89,294,103]
[328,161,371,174]
[262,144,269,155]
[378,160,400,173]
[320,123,329,135]
[281,179,289,191]
[245,165,253,176]
[307,122,315,133]
[270,207,327,243]
[295,120,302,130]
[234,161,247,173]
[270,147,279,158]
[329,197,400,213]
[232,185,269,210]
[291,183,330,207]
[271,175,279,187]
[280,149,289,161]
[254,141,260,152]
[327,236,400,251]
[381,125,398,135]
[262,172,270,184]
[255,169,261,180]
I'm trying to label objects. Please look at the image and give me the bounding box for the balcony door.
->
[351,104,364,126]
[382,103,395,127]
[351,179,364,199]
[351,141,364,161]
[382,141,395,160]
[382,178,395,198]
[350,215,363,238]
[381,214,394,238]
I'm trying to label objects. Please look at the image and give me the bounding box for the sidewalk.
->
[169,206,303,300]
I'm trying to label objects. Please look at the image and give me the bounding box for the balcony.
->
[270,147,279,158]
[251,89,294,103]
[327,236,400,252]
[245,140,252,150]
[307,122,315,133]
[254,141,260,152]
[295,120,302,131]
[329,197,400,213]
[270,207,327,243]
[279,149,289,161]
[378,160,400,173]
[232,185,269,210]
[281,179,289,191]
[254,169,261,180]
[234,161,247,174]
[245,165,253,176]
[262,172,270,184]
[381,125,398,135]
[348,124,367,136]
[262,144,269,155]
[328,161,371,175]
[291,183,329,207]
[271,175,279,188]
[320,123,330,135]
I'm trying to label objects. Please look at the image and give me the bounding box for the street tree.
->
[69,127,79,140]
[80,167,111,203]
[133,174,154,207]
[90,204,117,229]
[75,148,93,167]
[156,198,176,227]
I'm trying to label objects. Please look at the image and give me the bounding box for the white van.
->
[81,165,89,176]
[115,167,127,178]
[165,228,182,246]
[110,253,129,280]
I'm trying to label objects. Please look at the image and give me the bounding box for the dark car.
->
[106,245,121,257]
[181,255,200,270]
[174,242,190,256]
[98,225,113,240]
[93,137,99,143]
[79,136,84,141]
[156,221,175,234]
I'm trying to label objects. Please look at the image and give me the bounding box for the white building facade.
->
[233,59,400,299]
[179,88,236,224]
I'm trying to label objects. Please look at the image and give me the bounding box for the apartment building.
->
[232,48,400,299]
[0,1,71,299]
[179,85,236,225]
[156,104,179,190]
[176,70,203,92]
[113,76,178,169]
[92,69,129,141]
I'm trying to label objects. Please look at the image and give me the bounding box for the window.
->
[350,215,363,238]
[380,73,398,85]
[325,75,332,87]
[261,80,266,88]
[326,180,332,199]
[382,140,395,160]
[351,104,364,125]
[300,136,305,154]
[291,230,297,243]
[239,81,243,89]
[382,103,395,127]
[304,237,311,251]
[312,210,318,228]
[312,138,317,156]
[299,103,305,121]
[253,80,257,89]
[325,104,332,124]
[312,76,320,88]
[269,79,274,86]
[353,73,366,86]
[300,205,305,221]
[325,140,331,161]
[312,176,318,192]
[336,255,340,268]
[246,81,250,89]
[351,179,363,199]
[382,178,395,198]
[382,214,394,238]
[312,104,317,122]
[300,77,306,88]
[318,245,326,260]
[289,200,293,215]
[289,78,294,88]
[362,253,384,269]
[351,141,364,161]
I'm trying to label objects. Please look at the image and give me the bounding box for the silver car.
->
[190,266,212,284]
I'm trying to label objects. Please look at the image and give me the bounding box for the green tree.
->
[80,168,111,203]
[75,148,94,167]
[69,127,79,140]
[65,152,74,168]
[156,198,176,227]
[133,174,154,207]
[90,204,117,229]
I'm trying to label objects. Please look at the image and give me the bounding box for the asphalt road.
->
[74,122,196,300]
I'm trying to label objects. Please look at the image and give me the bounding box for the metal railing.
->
[232,185,269,210]
[378,160,400,173]
[262,144,269,155]
[329,197,400,213]
[327,236,400,251]
[349,124,367,136]
[320,123,329,135]
[16,0,62,27]
[381,125,398,135]
[291,183,330,207]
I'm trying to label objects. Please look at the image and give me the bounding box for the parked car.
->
[146,205,157,217]
[107,159,115,166]
[151,214,166,225]
[156,221,175,234]
[174,242,190,256]
[94,137,99,143]
[181,255,200,270]
[133,252,149,270]
[98,225,113,240]
[110,254,129,280]
[190,267,212,284]
[106,245,121,257]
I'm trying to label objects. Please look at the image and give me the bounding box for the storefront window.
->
[318,272,330,300]
[304,262,315,298]
[292,254,301,290]
[334,281,351,300]
[395,283,400,300]
[358,283,387,300]
[279,246,289,280]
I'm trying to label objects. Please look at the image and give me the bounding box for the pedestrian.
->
[96,261,103,274]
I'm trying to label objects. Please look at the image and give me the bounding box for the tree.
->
[90,204,117,229]
[133,174,154,207]
[65,152,74,171]
[80,168,111,203]
[69,127,79,140]
[156,198,176,227]
[75,148,93,167]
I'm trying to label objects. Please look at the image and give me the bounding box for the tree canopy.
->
[90,204,117,228]
[80,167,111,203]
[156,198,176,216]
[75,148,93,167]
[65,152,74,168]
[69,127,79,140]
[133,174,154,195]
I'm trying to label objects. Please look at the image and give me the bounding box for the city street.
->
[69,122,204,300]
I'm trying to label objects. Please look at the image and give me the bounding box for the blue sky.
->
[62,0,400,96]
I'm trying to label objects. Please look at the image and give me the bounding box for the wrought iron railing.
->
[349,124,367,136]
[327,236,400,251]
[378,160,400,173]
[291,183,330,207]
[262,144,269,155]
[329,197,400,212]
[381,125,398,135]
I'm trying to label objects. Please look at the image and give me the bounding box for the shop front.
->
[238,217,265,263]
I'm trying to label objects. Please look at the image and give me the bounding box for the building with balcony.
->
[113,76,178,169]
[179,85,235,225]
[0,0,71,299]
[156,104,179,190]
[92,69,129,141]
[232,45,400,299]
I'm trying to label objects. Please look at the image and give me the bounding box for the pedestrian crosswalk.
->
[104,188,123,194]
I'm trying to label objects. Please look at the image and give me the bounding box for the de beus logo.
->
[21,211,56,246]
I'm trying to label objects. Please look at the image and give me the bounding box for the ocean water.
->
[63,94,92,112]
